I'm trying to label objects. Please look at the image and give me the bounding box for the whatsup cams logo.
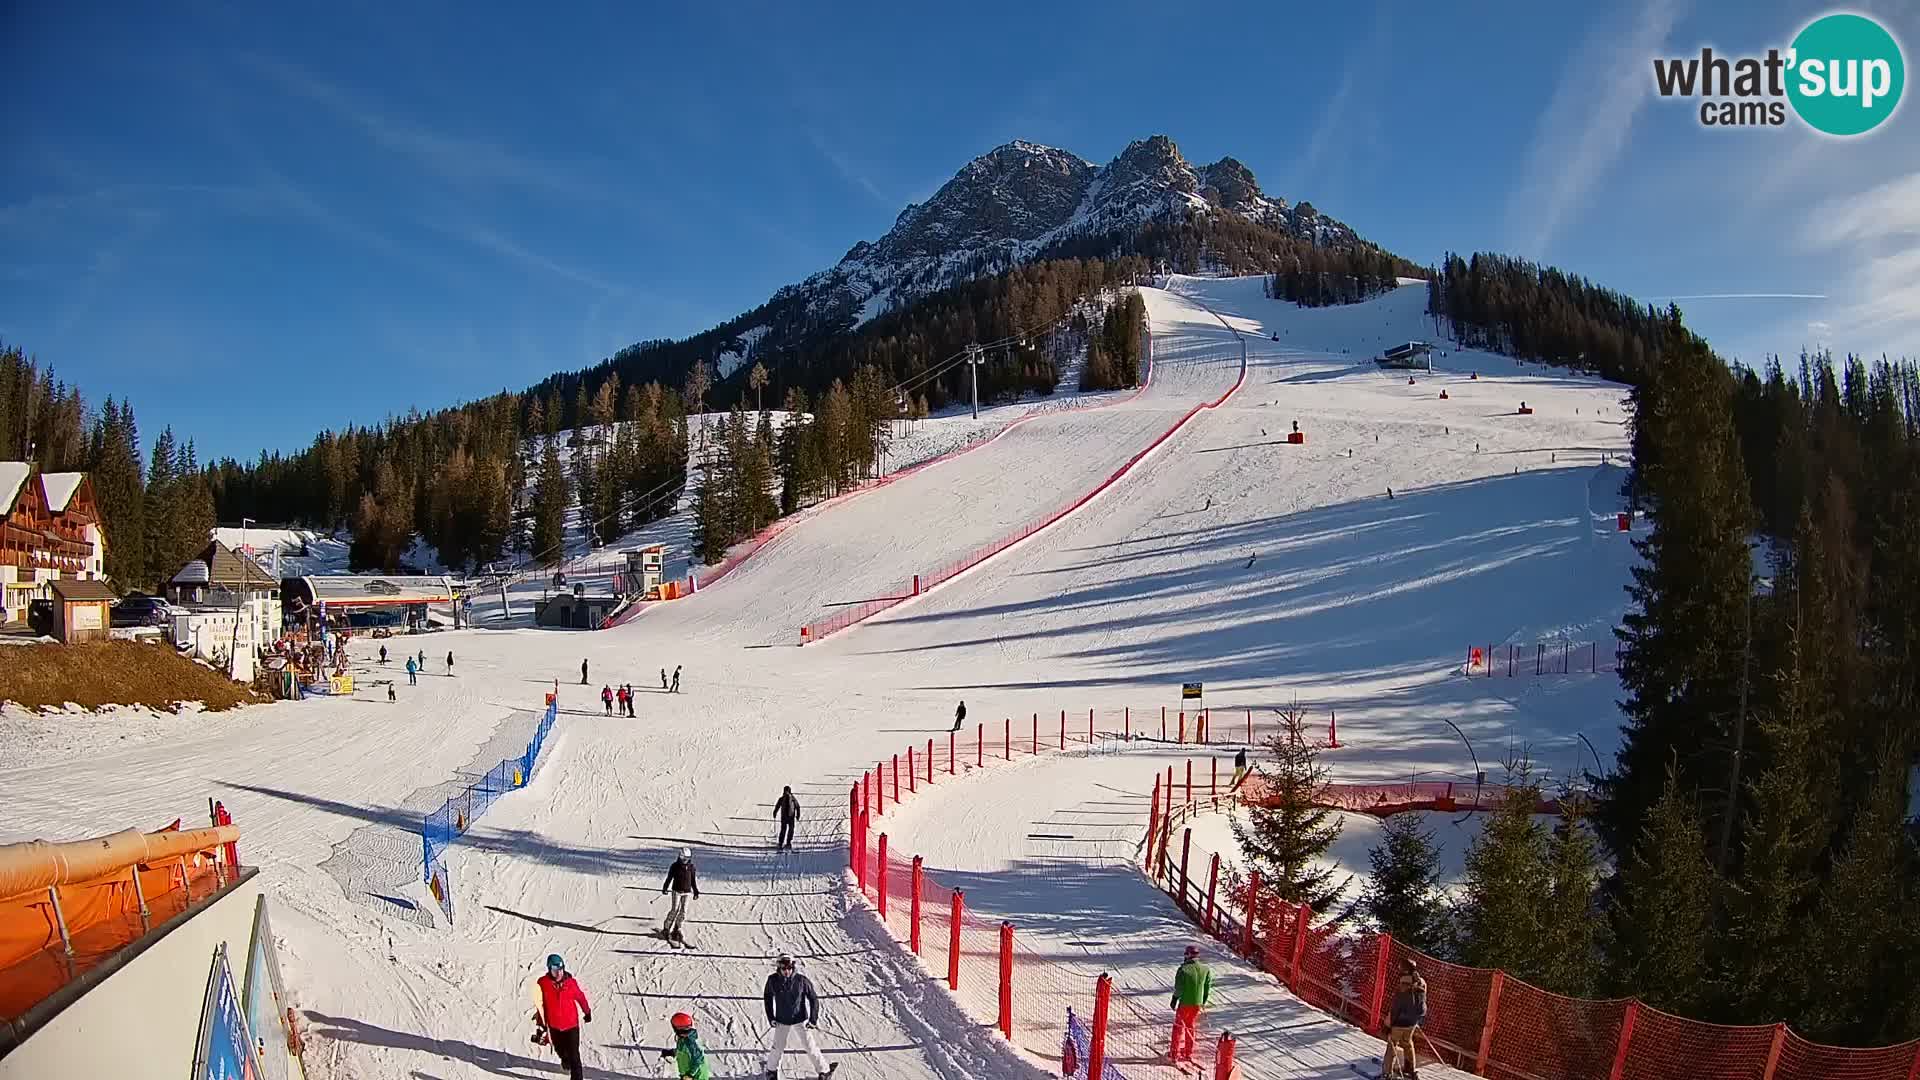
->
[1653,11,1905,135]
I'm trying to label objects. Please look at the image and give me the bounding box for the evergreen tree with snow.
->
[1229,707,1347,912]
[1352,812,1448,955]
[530,439,570,566]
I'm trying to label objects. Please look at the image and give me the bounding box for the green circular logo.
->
[1788,13,1905,136]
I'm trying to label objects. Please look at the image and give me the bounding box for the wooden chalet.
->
[0,463,107,626]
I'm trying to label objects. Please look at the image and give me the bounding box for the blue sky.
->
[4,1,1916,460]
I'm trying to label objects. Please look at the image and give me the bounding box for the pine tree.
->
[1536,794,1606,996]
[1601,317,1754,862]
[1229,707,1347,911]
[144,427,181,581]
[1457,780,1551,976]
[749,361,769,413]
[1792,742,1918,1043]
[530,439,570,565]
[89,398,147,589]
[1607,765,1718,1014]
[1352,812,1448,954]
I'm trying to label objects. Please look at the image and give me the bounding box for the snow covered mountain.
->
[705,135,1367,378]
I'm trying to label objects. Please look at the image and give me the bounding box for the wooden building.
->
[0,463,107,626]
[47,578,115,643]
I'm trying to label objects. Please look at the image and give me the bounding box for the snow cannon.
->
[1439,389,1450,400]
[1287,420,1305,445]
[1517,401,1534,415]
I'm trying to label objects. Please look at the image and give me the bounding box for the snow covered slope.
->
[3,277,1639,1080]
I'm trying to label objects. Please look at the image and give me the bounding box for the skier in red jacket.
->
[534,954,592,1080]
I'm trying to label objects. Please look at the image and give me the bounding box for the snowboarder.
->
[533,954,592,1080]
[581,658,589,685]
[762,952,834,1079]
[661,847,699,942]
[446,650,454,675]
[670,665,681,694]
[1383,960,1428,1079]
[951,700,966,733]
[405,656,418,686]
[601,685,614,716]
[378,644,388,664]
[774,786,801,850]
[658,1011,712,1079]
[1168,945,1213,1068]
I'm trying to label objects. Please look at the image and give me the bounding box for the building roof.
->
[0,462,28,516]
[49,578,117,602]
[296,575,456,607]
[173,541,279,590]
[38,473,84,512]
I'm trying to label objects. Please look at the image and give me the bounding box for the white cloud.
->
[1801,171,1920,355]
[809,131,888,205]
[1504,0,1685,256]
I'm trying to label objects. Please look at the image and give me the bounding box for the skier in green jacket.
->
[1170,945,1214,1066]
[658,1012,712,1079]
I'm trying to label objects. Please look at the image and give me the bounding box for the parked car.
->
[111,594,172,628]
[26,598,54,636]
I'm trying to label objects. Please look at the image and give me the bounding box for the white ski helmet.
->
[679,846,691,859]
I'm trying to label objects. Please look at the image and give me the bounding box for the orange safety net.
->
[0,847,232,1025]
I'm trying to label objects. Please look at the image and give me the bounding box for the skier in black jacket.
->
[774,786,801,850]
[951,700,966,732]
[762,953,833,1078]
[660,847,699,942]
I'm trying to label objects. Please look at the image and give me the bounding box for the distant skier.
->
[601,685,614,716]
[670,665,682,694]
[951,700,967,732]
[581,658,590,685]
[378,644,388,664]
[762,952,834,1079]
[405,656,418,686]
[661,847,699,943]
[661,667,669,690]
[1168,945,1213,1069]
[387,683,396,703]
[614,685,627,716]
[533,954,591,1080]
[446,650,454,675]
[658,1011,712,1079]
[1383,959,1428,1079]
[418,649,425,670]
[774,786,801,850]
[1233,748,1248,787]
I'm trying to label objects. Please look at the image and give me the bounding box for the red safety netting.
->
[801,343,1245,644]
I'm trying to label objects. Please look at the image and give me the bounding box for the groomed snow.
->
[4,277,1637,1080]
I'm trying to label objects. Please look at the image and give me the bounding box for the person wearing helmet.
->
[762,952,834,1078]
[774,786,802,850]
[1169,944,1213,1067]
[661,847,700,943]
[534,954,591,1080]
[659,1012,713,1080]
[1384,958,1428,1079]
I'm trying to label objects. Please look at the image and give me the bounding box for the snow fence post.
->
[1179,828,1193,912]
[1088,973,1113,1080]
[892,753,900,803]
[876,761,884,817]
[910,855,924,955]
[1475,970,1505,1075]
[976,723,983,768]
[1004,718,1011,761]
[1186,759,1193,807]
[1366,934,1392,1032]
[1088,707,1094,744]
[876,833,889,919]
[1760,1023,1787,1080]
[1288,902,1312,990]
[927,738,934,784]
[949,731,956,775]
[907,746,916,793]
[1241,871,1261,957]
[1212,757,1218,797]
[1161,706,1167,740]
[1060,709,1066,750]
[1125,706,1130,740]
[948,890,964,990]
[1609,1000,1639,1080]
[1032,712,1039,755]
[848,784,860,873]
[1179,710,1186,744]
[1205,852,1220,933]
[1247,708,1252,744]
[855,810,869,892]
[1213,1031,1237,1080]
[1147,775,1162,854]
[998,921,1015,1040]
[1201,709,1208,743]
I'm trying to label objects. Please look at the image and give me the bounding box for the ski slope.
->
[4,277,1639,1080]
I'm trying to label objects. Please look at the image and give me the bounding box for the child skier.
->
[601,685,614,715]
[1169,945,1213,1068]
[658,1012,712,1079]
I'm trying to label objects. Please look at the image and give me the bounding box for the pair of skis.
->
[651,928,694,949]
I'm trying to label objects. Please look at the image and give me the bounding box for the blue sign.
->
[194,943,261,1080]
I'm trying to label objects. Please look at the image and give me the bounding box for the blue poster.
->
[242,898,291,1080]
[194,943,261,1080]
